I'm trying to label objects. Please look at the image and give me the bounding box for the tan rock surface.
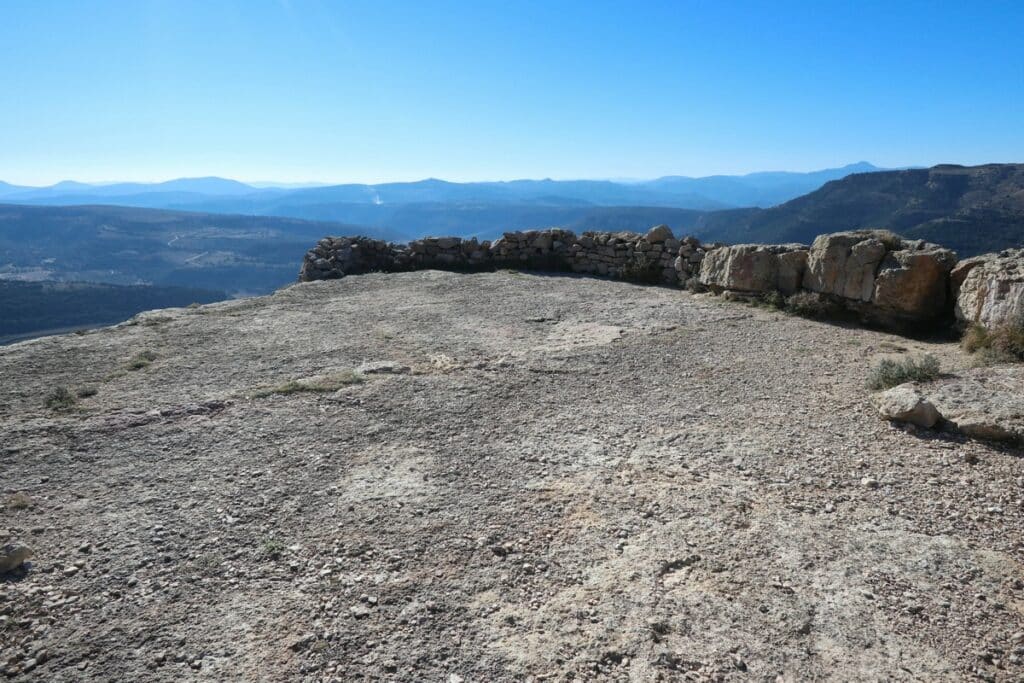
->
[0,271,1021,681]
[954,248,1024,328]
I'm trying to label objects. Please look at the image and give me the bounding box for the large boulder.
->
[645,224,673,243]
[953,248,1024,329]
[803,230,898,301]
[699,244,808,295]
[872,240,959,321]
[803,230,956,327]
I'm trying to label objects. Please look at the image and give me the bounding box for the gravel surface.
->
[1,270,1023,682]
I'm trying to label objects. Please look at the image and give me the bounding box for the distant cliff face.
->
[695,164,1024,256]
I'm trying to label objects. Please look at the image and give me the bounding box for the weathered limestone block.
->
[803,230,899,301]
[953,248,1024,329]
[699,243,808,295]
[802,230,956,327]
[871,241,958,322]
[872,385,941,428]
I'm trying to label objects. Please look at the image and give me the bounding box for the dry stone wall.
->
[299,225,709,288]
[300,224,1023,334]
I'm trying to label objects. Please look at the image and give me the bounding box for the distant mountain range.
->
[0,162,884,215]
[693,163,1024,256]
[3,162,1024,342]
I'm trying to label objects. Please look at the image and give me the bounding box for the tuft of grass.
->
[5,492,34,510]
[251,370,365,398]
[961,322,1024,365]
[868,354,941,390]
[44,386,77,411]
[127,350,158,370]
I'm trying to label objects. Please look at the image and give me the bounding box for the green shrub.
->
[44,386,77,411]
[868,354,941,390]
[762,290,787,310]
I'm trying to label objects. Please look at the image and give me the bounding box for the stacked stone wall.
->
[299,224,1024,334]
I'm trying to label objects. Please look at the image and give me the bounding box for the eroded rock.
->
[803,230,956,327]
[0,544,33,573]
[872,385,941,428]
[874,366,1024,442]
[953,248,1024,329]
[698,243,808,295]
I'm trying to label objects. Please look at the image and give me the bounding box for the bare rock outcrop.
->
[803,230,957,327]
[699,243,808,295]
[874,366,1024,442]
[952,248,1024,329]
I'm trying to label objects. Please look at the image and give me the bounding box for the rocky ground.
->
[1,270,1023,682]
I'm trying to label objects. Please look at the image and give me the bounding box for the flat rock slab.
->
[877,366,1024,442]
[1,271,1023,681]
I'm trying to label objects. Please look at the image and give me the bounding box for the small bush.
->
[961,322,1024,364]
[620,255,661,284]
[5,492,34,510]
[785,291,843,319]
[868,354,941,390]
[44,386,77,411]
[761,290,787,310]
[127,350,158,370]
[262,539,285,559]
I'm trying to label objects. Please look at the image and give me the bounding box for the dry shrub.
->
[868,354,941,390]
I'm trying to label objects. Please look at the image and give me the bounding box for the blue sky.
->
[2,0,1023,185]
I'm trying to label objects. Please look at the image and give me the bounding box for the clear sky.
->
[2,0,1023,185]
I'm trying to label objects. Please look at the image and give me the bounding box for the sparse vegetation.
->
[868,354,941,390]
[251,370,365,398]
[761,290,787,310]
[44,386,77,411]
[961,321,1024,365]
[785,291,844,319]
[5,492,34,510]
[684,278,706,294]
[620,255,661,284]
[127,350,159,370]
[262,539,285,559]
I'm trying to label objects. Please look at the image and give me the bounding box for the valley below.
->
[2,270,1022,681]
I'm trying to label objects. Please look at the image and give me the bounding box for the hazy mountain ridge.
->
[693,163,1024,256]
[0,163,884,213]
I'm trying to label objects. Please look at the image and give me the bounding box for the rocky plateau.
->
[2,266,1024,681]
